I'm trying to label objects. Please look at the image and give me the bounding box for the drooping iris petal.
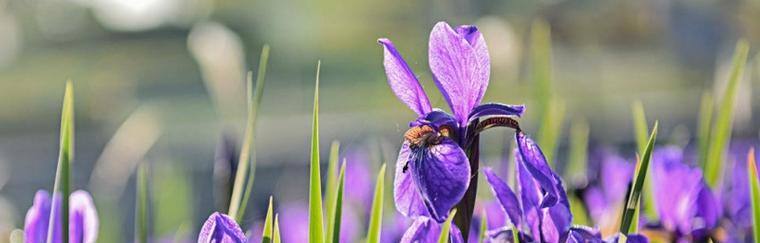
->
[378,38,432,116]
[69,190,98,243]
[24,190,99,243]
[25,190,52,243]
[411,138,471,222]
[400,217,464,243]
[394,143,430,218]
[540,176,572,243]
[483,167,522,227]
[198,212,247,243]
[428,22,490,125]
[516,152,542,240]
[516,132,561,208]
[467,103,525,125]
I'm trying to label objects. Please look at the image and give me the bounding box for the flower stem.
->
[454,135,479,242]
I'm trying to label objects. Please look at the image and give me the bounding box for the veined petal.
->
[485,227,533,243]
[483,168,522,227]
[379,38,432,116]
[516,154,541,240]
[24,190,52,243]
[565,226,602,243]
[400,217,464,243]
[467,103,525,125]
[516,132,561,208]
[411,138,471,222]
[198,212,247,243]
[428,22,490,125]
[394,142,430,218]
[69,190,98,243]
[541,177,572,243]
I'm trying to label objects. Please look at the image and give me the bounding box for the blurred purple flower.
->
[24,190,99,243]
[276,203,360,243]
[583,151,635,232]
[720,141,759,242]
[379,21,524,223]
[650,146,720,241]
[198,212,246,243]
[343,148,373,207]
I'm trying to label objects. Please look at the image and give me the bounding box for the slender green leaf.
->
[47,81,74,243]
[478,209,487,243]
[630,101,658,221]
[620,122,658,235]
[697,92,713,169]
[366,163,387,243]
[748,149,760,243]
[438,209,457,243]
[273,214,281,243]
[136,163,149,243]
[531,19,552,118]
[512,227,520,243]
[230,45,270,222]
[325,140,341,240]
[328,159,347,243]
[308,61,325,243]
[566,117,589,181]
[538,99,565,166]
[262,196,274,243]
[705,40,750,187]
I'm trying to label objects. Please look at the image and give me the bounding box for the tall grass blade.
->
[366,163,387,243]
[328,159,347,243]
[273,214,281,243]
[437,209,457,243]
[747,149,759,243]
[538,99,565,166]
[705,40,749,187]
[47,81,74,243]
[261,196,274,243]
[630,101,658,221]
[308,61,325,243]
[136,163,149,243]
[230,45,270,222]
[325,141,340,240]
[530,19,563,165]
[566,117,589,181]
[697,93,713,169]
[620,122,658,235]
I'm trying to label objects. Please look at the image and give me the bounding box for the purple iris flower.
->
[720,141,759,242]
[24,190,99,243]
[650,146,720,241]
[582,151,636,234]
[399,217,465,243]
[379,21,524,224]
[198,212,247,243]
[483,133,649,243]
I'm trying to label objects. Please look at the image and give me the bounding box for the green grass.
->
[438,209,457,243]
[704,40,749,188]
[135,163,149,243]
[47,81,74,243]
[630,101,658,221]
[261,196,274,243]
[308,61,325,243]
[747,149,760,243]
[366,163,387,243]
[620,122,658,235]
[327,159,347,243]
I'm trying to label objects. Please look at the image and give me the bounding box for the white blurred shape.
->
[476,16,521,77]
[92,0,177,31]
[89,106,161,200]
[188,22,247,122]
[0,12,20,68]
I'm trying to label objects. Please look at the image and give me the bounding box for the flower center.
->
[404,125,451,148]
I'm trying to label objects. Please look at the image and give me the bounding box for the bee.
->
[402,125,452,173]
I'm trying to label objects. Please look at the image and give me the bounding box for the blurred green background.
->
[0,0,759,241]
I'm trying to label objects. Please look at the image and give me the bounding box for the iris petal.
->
[411,138,471,222]
[483,167,522,227]
[394,142,431,218]
[400,217,464,243]
[198,212,247,243]
[378,38,432,116]
[516,132,561,208]
[23,190,99,243]
[428,22,490,125]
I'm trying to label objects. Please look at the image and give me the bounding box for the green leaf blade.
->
[261,196,274,243]
[705,40,750,188]
[366,163,387,243]
[229,45,270,222]
[630,101,658,221]
[136,163,149,243]
[697,92,713,169]
[273,214,281,243]
[325,141,341,241]
[308,61,325,243]
[328,159,347,243]
[437,209,457,243]
[620,121,658,235]
[747,149,760,243]
[47,81,74,243]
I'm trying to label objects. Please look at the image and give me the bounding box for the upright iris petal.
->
[198,212,247,243]
[428,22,490,125]
[379,38,432,116]
[23,190,99,243]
